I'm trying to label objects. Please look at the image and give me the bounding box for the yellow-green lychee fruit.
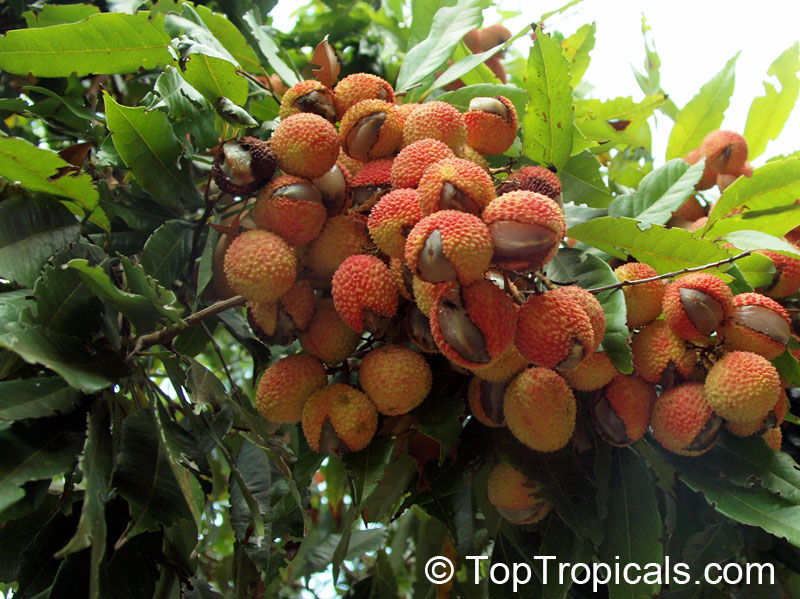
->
[613,262,666,328]
[340,99,403,163]
[482,191,566,272]
[548,285,606,353]
[487,461,550,524]
[333,73,395,121]
[367,188,422,260]
[256,354,327,423]
[469,344,528,383]
[269,113,340,179]
[464,96,518,155]
[704,351,782,423]
[279,79,336,123]
[403,101,468,153]
[591,375,656,446]
[247,279,316,345]
[359,345,432,415]
[651,382,722,456]
[302,383,378,454]
[331,255,398,334]
[404,210,493,286]
[253,175,327,246]
[722,292,791,359]
[391,139,455,189]
[467,376,509,427]
[662,272,733,342]
[631,320,699,385]
[307,214,370,280]
[223,229,296,303]
[726,392,787,437]
[299,298,360,364]
[561,351,617,392]
[417,157,495,216]
[504,367,576,452]
[411,275,441,318]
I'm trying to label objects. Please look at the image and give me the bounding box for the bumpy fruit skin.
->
[755,250,800,298]
[705,351,782,423]
[412,275,440,317]
[651,382,720,456]
[562,352,617,392]
[593,375,656,446]
[496,166,562,201]
[464,96,518,155]
[390,258,414,300]
[391,139,455,189]
[632,320,697,385]
[302,383,378,454]
[430,280,517,369]
[248,280,315,344]
[481,191,566,272]
[359,345,432,415]
[278,80,336,122]
[403,101,468,153]
[256,354,327,423]
[270,113,340,179]
[212,211,255,300]
[458,145,490,172]
[613,263,666,328]
[503,367,576,452]
[467,376,508,427]
[333,73,395,121]
[280,280,316,329]
[417,157,495,216]
[331,255,398,333]
[662,273,733,342]
[487,461,550,525]
[224,230,296,303]
[338,149,363,179]
[253,175,327,246]
[727,393,787,437]
[339,100,403,163]
[722,292,791,359]
[549,286,605,352]
[367,189,422,259]
[396,102,419,125]
[405,210,494,285]
[670,196,706,223]
[350,159,393,214]
[764,427,782,450]
[515,291,595,372]
[211,137,276,196]
[469,344,528,382]
[299,298,361,364]
[307,215,370,280]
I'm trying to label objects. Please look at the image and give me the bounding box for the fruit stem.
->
[534,270,556,291]
[587,251,752,294]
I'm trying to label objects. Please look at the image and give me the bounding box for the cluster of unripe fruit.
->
[209,68,800,526]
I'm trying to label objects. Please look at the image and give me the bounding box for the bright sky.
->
[271,0,800,166]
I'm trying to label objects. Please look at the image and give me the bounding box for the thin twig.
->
[201,320,239,393]
[237,68,281,105]
[587,251,752,294]
[503,271,526,305]
[533,270,556,291]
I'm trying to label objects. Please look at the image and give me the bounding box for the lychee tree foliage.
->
[1,0,800,598]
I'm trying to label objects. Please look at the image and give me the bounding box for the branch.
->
[587,251,752,294]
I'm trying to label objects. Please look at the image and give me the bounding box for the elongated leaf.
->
[140,220,194,288]
[360,454,416,523]
[242,11,299,87]
[703,157,800,239]
[104,92,200,210]
[723,230,800,258]
[195,6,261,74]
[396,0,488,93]
[560,151,611,208]
[568,217,775,288]
[574,95,665,151]
[522,30,574,170]
[600,450,663,599]
[562,22,595,87]
[182,53,249,106]
[608,159,704,224]
[23,4,100,27]
[666,54,739,160]
[0,12,171,77]
[0,377,81,422]
[0,137,98,211]
[152,65,209,119]
[745,44,800,160]
[437,83,528,122]
[669,523,743,595]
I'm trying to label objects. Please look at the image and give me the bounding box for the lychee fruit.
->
[279,79,336,123]
[487,461,550,525]
[651,382,722,456]
[302,383,378,455]
[662,273,733,342]
[464,96,518,155]
[458,144,490,172]
[496,166,562,209]
[561,351,617,392]
[754,250,800,298]
[417,157,495,216]
[467,376,509,427]
[223,229,296,303]
[340,99,403,163]
[299,298,361,364]
[726,392,787,437]
[701,130,749,178]
[391,139,455,189]
[252,175,327,246]
[256,353,327,423]
[613,262,666,328]
[331,255,399,334]
[269,113,340,179]
[313,162,352,216]
[333,73,395,121]
[349,158,393,214]
[722,292,791,359]
[504,367,577,452]
[359,345,432,415]
[211,137,276,196]
[468,344,528,382]
[411,275,440,317]
[548,285,606,353]
[247,279,315,345]
[403,101,468,153]
[704,351,782,423]
[631,320,699,385]
[307,214,370,280]
[367,188,423,260]
[763,427,782,450]
[591,375,656,446]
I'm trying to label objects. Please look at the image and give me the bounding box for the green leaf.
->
[574,95,665,151]
[140,220,194,288]
[113,410,192,537]
[670,523,743,595]
[0,137,98,212]
[0,12,172,77]
[560,150,611,208]
[608,159,704,224]
[722,230,800,259]
[600,449,663,599]
[774,351,800,387]
[744,43,800,160]
[0,322,127,393]
[522,30,574,170]
[195,5,262,74]
[360,454,416,523]
[343,436,396,506]
[0,377,81,422]
[242,11,299,87]
[407,0,456,48]
[413,390,464,463]
[396,0,488,93]
[0,414,85,514]
[152,66,210,119]
[447,41,501,88]
[437,83,528,122]
[104,92,200,211]
[540,0,587,21]
[182,53,249,106]
[23,4,100,28]
[0,195,80,288]
[561,22,595,87]
[567,217,775,288]
[702,157,800,239]
[545,248,632,373]
[666,53,739,160]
